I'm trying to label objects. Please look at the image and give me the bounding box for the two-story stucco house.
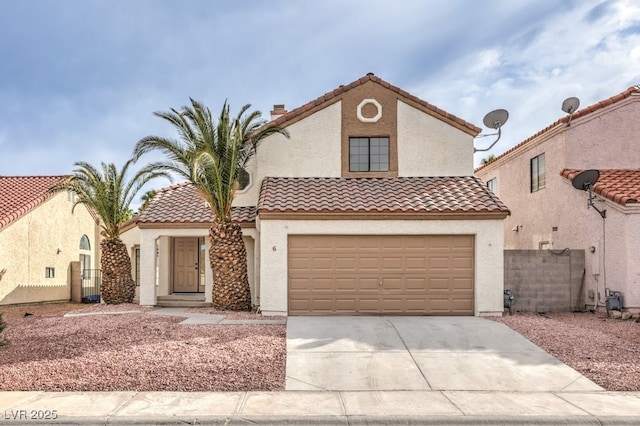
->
[476,85,640,313]
[127,74,510,316]
[0,176,101,305]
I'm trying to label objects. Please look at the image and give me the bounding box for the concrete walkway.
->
[2,389,640,424]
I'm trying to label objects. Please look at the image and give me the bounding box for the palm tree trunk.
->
[209,222,251,310]
[100,240,136,304]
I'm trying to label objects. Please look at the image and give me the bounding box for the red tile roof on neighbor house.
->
[268,73,482,135]
[0,175,69,231]
[476,85,640,173]
[561,169,640,206]
[137,182,256,226]
[257,176,510,217]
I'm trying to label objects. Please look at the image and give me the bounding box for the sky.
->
[1,0,639,203]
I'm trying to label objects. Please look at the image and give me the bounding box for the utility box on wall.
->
[504,249,585,313]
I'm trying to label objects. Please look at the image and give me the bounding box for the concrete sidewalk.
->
[2,390,640,425]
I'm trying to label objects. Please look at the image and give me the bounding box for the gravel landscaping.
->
[0,303,285,392]
[491,312,640,391]
[0,303,638,392]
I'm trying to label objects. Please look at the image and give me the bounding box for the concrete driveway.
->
[286,316,603,392]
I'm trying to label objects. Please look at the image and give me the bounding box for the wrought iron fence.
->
[81,269,101,303]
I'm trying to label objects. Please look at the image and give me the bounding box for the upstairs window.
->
[349,137,389,172]
[487,178,497,194]
[530,153,546,192]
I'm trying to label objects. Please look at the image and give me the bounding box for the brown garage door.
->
[288,235,474,316]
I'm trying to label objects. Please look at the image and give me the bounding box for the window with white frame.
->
[530,153,545,192]
[487,178,497,194]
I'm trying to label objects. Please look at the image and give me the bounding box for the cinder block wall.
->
[504,250,585,313]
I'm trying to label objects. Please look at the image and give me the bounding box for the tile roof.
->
[561,169,640,206]
[476,85,640,173]
[0,175,69,231]
[137,182,256,226]
[268,73,482,135]
[257,176,510,217]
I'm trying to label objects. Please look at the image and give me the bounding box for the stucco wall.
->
[258,218,505,316]
[0,192,99,305]
[397,101,474,176]
[565,97,640,169]
[234,102,343,207]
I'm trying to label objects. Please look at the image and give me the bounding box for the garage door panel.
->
[288,235,474,315]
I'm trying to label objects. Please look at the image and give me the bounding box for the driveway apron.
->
[285,316,603,392]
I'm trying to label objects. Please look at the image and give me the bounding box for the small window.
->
[530,153,546,192]
[236,169,250,191]
[134,247,140,286]
[349,137,389,172]
[487,178,497,194]
[67,190,75,203]
[45,267,55,278]
[79,235,91,250]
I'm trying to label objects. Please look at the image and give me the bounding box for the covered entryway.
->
[288,235,474,315]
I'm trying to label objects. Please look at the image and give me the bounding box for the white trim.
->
[357,98,382,123]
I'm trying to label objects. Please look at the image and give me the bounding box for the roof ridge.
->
[268,73,481,134]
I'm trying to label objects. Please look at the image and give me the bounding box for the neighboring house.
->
[476,85,640,313]
[123,73,510,316]
[0,176,101,305]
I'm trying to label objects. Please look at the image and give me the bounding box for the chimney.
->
[270,104,287,121]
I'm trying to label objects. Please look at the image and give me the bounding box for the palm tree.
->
[134,98,288,310]
[138,189,156,213]
[481,154,496,165]
[53,160,168,304]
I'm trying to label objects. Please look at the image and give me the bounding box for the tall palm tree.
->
[134,99,288,310]
[53,160,168,304]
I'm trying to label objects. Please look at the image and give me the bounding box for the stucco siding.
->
[565,97,640,170]
[397,100,474,176]
[0,192,99,305]
[258,218,504,316]
[233,102,343,207]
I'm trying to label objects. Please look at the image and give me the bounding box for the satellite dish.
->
[475,108,510,153]
[483,109,509,129]
[571,169,599,191]
[562,97,580,126]
[570,169,606,218]
[562,97,580,114]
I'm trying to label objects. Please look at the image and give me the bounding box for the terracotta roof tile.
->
[268,73,481,135]
[257,177,510,216]
[561,169,640,206]
[137,182,256,225]
[0,175,69,231]
[476,85,640,173]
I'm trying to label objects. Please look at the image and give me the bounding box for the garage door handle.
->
[379,279,383,287]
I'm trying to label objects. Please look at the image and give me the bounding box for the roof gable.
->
[0,175,69,231]
[561,169,640,206]
[269,73,481,136]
